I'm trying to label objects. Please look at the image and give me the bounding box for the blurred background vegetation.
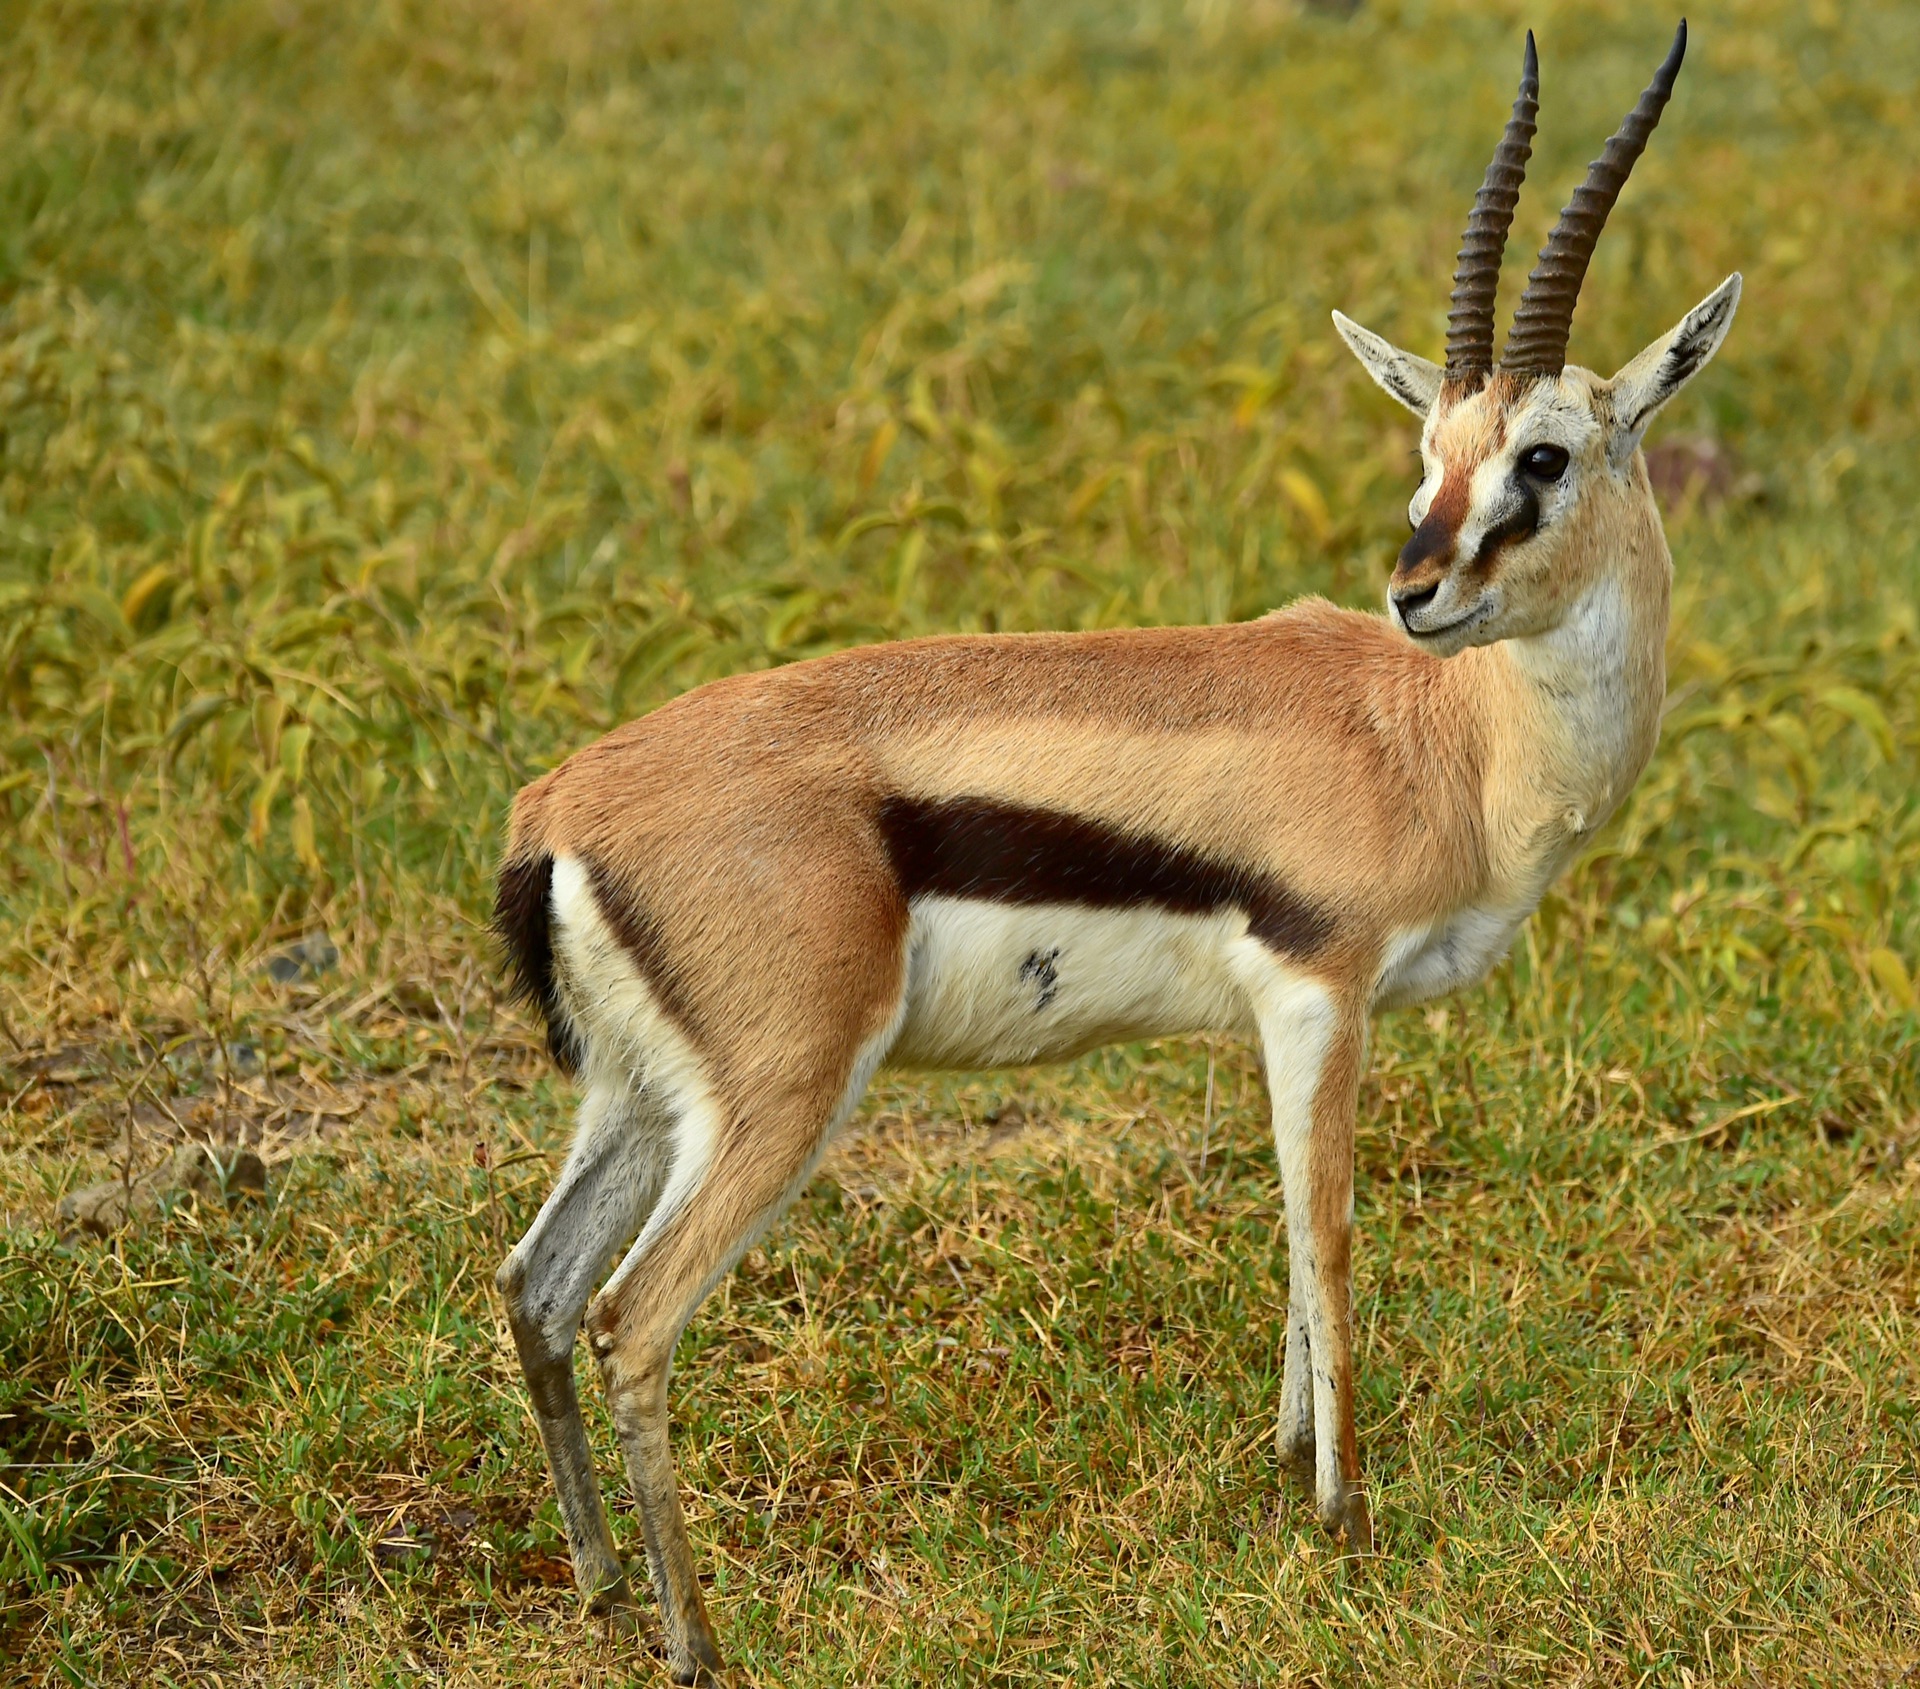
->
[1,0,1916,1682]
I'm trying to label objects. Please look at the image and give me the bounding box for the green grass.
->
[2,0,1917,1681]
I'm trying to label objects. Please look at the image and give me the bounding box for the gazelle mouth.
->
[1404,601,1493,642]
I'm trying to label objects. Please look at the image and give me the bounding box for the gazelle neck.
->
[1465,489,1672,891]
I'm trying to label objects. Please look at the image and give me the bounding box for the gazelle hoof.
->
[583,1572,635,1618]
[668,1620,728,1685]
[1321,1488,1375,1554]
[670,1652,728,1686]
[1277,1427,1316,1490]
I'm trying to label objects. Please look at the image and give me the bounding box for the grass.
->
[1,0,1917,1680]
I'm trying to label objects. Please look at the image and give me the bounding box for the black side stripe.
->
[877,795,1335,960]
[494,852,584,1075]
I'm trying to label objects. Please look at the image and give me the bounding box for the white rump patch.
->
[548,854,720,1258]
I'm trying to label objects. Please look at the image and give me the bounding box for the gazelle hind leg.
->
[585,1031,896,1684]
[1256,972,1372,1548]
[496,1076,663,1610]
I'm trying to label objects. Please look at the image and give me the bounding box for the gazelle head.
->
[1335,24,1740,655]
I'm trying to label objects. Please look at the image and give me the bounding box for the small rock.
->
[984,1101,1031,1144]
[296,931,339,971]
[59,1179,136,1236]
[265,930,339,985]
[57,1143,269,1239]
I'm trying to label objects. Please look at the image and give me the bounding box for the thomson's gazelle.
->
[493,24,1738,1679]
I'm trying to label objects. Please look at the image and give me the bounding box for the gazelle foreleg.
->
[1256,969,1372,1548]
[1278,1278,1316,1485]
[495,1076,664,1611]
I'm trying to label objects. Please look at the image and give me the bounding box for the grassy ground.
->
[2,0,1918,1681]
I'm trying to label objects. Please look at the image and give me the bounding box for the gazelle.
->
[492,23,1738,1680]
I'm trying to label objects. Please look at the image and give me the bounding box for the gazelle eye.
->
[1521,443,1570,481]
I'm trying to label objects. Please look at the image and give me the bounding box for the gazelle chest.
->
[1373,902,1532,1011]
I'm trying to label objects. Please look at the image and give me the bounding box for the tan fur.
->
[509,608,1494,1001]
[493,254,1734,1676]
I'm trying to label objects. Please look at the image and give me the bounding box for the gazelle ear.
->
[1608,273,1743,448]
[1332,312,1443,417]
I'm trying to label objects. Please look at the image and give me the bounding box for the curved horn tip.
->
[1441,28,1543,380]
[1662,20,1687,82]
[1498,19,1695,375]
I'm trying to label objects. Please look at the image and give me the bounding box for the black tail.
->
[494,852,584,1075]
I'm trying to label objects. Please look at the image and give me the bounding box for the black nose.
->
[1392,581,1440,618]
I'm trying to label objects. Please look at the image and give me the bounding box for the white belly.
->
[888,897,1256,1070]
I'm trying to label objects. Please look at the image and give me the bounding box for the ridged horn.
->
[1444,32,1539,383]
[1502,21,1688,375]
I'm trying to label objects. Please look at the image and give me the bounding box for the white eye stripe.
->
[1410,473,1441,526]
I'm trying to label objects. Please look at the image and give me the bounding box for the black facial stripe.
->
[1469,481,1542,570]
[493,852,583,1074]
[1398,510,1455,573]
[877,795,1335,960]
[1398,468,1472,575]
[585,856,701,1036]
